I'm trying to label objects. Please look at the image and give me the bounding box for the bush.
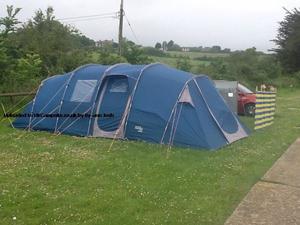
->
[176,57,191,72]
[143,47,166,57]
[91,50,127,65]
[196,48,285,87]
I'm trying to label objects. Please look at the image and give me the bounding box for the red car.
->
[237,83,256,116]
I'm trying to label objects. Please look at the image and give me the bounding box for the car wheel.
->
[244,103,255,117]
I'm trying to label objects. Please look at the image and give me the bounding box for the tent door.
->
[93,75,130,138]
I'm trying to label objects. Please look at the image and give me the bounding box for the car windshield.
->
[238,84,253,94]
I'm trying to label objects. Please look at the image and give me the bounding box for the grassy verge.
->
[0,89,299,225]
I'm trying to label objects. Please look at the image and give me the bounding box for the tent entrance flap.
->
[93,75,130,138]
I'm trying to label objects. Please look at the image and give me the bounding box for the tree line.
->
[154,40,231,53]
[0,6,151,92]
[0,5,299,93]
[197,8,300,87]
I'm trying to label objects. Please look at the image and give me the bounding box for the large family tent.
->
[13,63,249,150]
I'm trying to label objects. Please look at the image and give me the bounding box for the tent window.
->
[70,79,98,102]
[109,78,128,93]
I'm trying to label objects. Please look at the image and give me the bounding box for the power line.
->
[60,16,117,23]
[56,4,142,46]
[58,12,117,21]
[124,13,140,44]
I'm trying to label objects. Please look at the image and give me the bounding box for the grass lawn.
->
[0,89,300,225]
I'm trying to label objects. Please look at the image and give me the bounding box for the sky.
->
[0,0,299,52]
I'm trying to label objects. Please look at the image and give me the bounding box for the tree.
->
[0,5,21,36]
[143,47,166,57]
[211,45,222,52]
[167,40,174,49]
[0,37,11,85]
[273,8,300,72]
[12,53,42,90]
[223,48,231,53]
[196,47,282,86]
[121,39,152,64]
[176,57,191,72]
[170,43,181,51]
[0,6,23,90]
[100,51,126,64]
[155,42,161,49]
[16,7,95,74]
[162,41,168,51]
[0,5,97,92]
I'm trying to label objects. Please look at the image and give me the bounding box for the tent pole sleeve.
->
[192,78,230,143]
[167,103,178,147]
[122,63,161,136]
[54,71,74,133]
[170,103,183,146]
[28,82,44,130]
[24,75,66,130]
[54,64,97,133]
[29,105,60,130]
[29,79,69,127]
[160,78,192,144]
[54,69,81,133]
[57,105,93,135]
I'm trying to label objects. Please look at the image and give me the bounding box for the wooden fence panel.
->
[254,91,276,130]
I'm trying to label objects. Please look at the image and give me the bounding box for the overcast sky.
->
[1,0,299,52]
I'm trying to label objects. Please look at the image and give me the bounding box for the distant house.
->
[182,47,190,52]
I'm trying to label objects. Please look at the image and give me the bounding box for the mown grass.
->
[0,89,300,225]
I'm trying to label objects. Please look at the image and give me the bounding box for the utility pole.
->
[118,0,124,56]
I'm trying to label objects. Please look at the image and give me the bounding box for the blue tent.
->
[13,63,248,150]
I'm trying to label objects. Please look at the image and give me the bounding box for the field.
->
[0,89,300,225]
[151,56,210,73]
[167,51,230,59]
[150,51,228,73]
